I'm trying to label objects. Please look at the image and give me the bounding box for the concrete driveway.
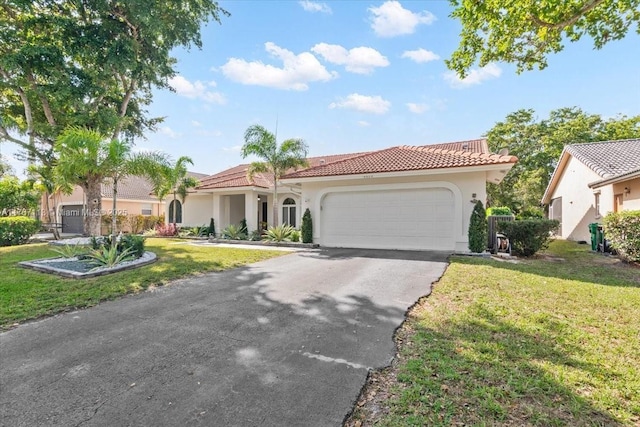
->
[0,248,448,426]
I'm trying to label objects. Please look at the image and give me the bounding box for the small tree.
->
[301,208,313,244]
[468,201,488,253]
[208,218,216,237]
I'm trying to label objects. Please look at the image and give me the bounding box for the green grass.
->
[0,238,284,329]
[349,240,640,426]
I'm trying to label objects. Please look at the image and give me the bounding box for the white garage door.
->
[321,188,455,250]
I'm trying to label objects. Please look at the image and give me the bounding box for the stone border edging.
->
[18,251,158,279]
[208,238,319,249]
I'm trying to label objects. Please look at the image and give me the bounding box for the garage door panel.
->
[321,188,455,251]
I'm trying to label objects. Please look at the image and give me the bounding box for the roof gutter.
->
[588,168,640,189]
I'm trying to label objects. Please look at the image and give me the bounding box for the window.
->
[594,193,600,217]
[282,198,296,227]
[168,200,182,223]
[141,203,152,216]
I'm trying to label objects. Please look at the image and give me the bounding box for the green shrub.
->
[516,207,545,219]
[0,216,40,246]
[291,229,300,242]
[120,234,146,258]
[486,206,513,216]
[222,224,246,240]
[264,224,295,242]
[301,208,313,243]
[498,219,559,256]
[249,229,262,241]
[240,218,247,234]
[603,210,640,262]
[90,234,145,259]
[468,201,488,253]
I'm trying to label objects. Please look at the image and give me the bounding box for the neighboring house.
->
[48,172,207,233]
[177,139,517,252]
[542,138,640,242]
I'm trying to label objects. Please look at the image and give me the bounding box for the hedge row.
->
[498,219,559,257]
[604,210,640,262]
[0,216,40,246]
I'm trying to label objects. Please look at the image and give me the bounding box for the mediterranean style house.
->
[172,139,517,252]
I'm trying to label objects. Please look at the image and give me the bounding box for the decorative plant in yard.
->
[604,210,640,262]
[51,243,88,259]
[301,208,313,243]
[498,219,559,256]
[222,224,246,240]
[86,246,135,269]
[263,224,295,242]
[209,218,216,237]
[155,223,179,237]
[468,201,488,253]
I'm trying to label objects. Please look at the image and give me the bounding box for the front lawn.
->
[0,239,284,329]
[349,240,640,426]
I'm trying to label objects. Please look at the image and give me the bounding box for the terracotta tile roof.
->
[282,144,517,179]
[101,171,208,200]
[102,175,157,201]
[427,138,489,154]
[196,152,368,190]
[566,138,640,179]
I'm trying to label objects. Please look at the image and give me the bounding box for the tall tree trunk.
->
[84,179,102,236]
[272,179,278,227]
[172,191,177,225]
[111,178,118,247]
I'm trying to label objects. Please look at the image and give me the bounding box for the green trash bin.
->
[588,223,600,251]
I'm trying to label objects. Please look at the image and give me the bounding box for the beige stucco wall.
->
[549,156,611,241]
[51,186,164,223]
[296,170,488,252]
[613,177,640,211]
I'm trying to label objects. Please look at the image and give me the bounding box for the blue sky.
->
[4,0,640,177]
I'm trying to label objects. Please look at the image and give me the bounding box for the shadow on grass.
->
[452,252,640,288]
[353,300,624,426]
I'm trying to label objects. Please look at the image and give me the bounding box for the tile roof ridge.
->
[399,145,517,162]
[568,137,640,147]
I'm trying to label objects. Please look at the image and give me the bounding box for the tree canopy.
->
[0,0,228,165]
[447,0,640,76]
[486,107,640,213]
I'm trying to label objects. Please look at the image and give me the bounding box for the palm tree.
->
[152,156,198,225]
[104,140,170,242]
[54,127,113,236]
[241,125,308,227]
[27,162,73,240]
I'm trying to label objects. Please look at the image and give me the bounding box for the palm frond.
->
[247,161,270,181]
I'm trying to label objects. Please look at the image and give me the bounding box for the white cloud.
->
[220,42,337,91]
[357,120,371,127]
[311,43,389,74]
[159,126,180,139]
[168,75,226,104]
[406,103,429,114]
[191,120,202,127]
[401,48,440,63]
[329,93,391,114]
[299,0,332,14]
[444,63,502,88]
[369,1,436,37]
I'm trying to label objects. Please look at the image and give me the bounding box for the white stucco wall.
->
[180,194,214,226]
[549,156,607,241]
[296,171,488,252]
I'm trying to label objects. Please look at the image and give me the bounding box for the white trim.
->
[282,164,511,184]
[314,181,464,246]
[195,186,268,194]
